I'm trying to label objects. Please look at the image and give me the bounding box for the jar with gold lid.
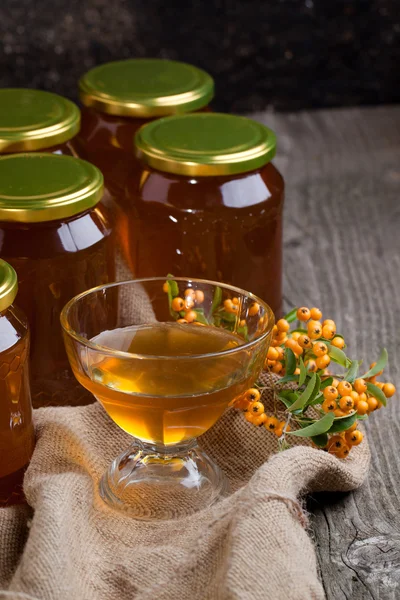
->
[124,113,284,315]
[0,154,114,407]
[0,88,80,155]
[0,259,35,506]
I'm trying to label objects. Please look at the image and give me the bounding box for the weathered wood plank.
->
[251,106,400,599]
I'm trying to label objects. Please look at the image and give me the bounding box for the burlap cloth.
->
[0,372,370,600]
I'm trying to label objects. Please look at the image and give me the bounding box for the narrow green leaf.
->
[344,359,361,383]
[166,274,179,298]
[306,374,321,406]
[320,377,334,389]
[278,392,298,409]
[277,374,298,384]
[366,382,387,407]
[327,412,357,433]
[285,348,296,376]
[308,392,324,406]
[360,348,388,379]
[219,310,237,323]
[299,357,307,386]
[211,287,222,314]
[288,373,317,412]
[311,433,329,448]
[237,323,249,341]
[283,307,298,323]
[327,344,349,367]
[166,283,180,318]
[194,311,209,325]
[357,415,368,421]
[288,412,335,437]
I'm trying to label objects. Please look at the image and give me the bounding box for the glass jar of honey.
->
[127,113,284,315]
[0,88,80,155]
[78,59,214,207]
[0,260,35,506]
[0,154,114,408]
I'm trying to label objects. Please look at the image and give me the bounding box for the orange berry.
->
[357,400,369,415]
[298,335,312,349]
[313,341,328,357]
[307,320,322,339]
[264,416,279,431]
[274,425,284,437]
[334,408,347,417]
[306,360,317,372]
[171,297,185,311]
[285,338,299,352]
[367,396,378,411]
[350,390,360,404]
[245,388,261,403]
[335,445,351,459]
[163,282,169,293]
[358,392,367,403]
[184,288,196,298]
[253,413,268,426]
[245,411,255,424]
[267,347,279,360]
[239,319,246,328]
[339,396,355,411]
[276,346,285,359]
[249,401,265,415]
[177,318,188,324]
[338,381,353,397]
[331,336,345,349]
[185,310,197,323]
[272,362,283,374]
[277,318,290,332]
[322,399,336,413]
[376,382,384,390]
[323,319,336,328]
[316,355,331,370]
[328,435,346,453]
[323,386,338,401]
[332,378,340,388]
[297,307,311,321]
[194,289,205,304]
[354,379,367,394]
[294,367,300,375]
[184,296,195,310]
[383,383,396,398]
[322,325,336,340]
[232,297,239,305]
[266,359,276,368]
[248,302,260,317]
[347,422,358,433]
[345,430,363,446]
[310,307,322,320]
[291,331,301,341]
[367,376,377,384]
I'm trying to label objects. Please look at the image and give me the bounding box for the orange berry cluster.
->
[232,388,290,437]
[164,285,205,323]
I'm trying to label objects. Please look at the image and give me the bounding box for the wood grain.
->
[251,106,400,599]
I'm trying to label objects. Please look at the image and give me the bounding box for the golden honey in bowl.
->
[0,260,35,506]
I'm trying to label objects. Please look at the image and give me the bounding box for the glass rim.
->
[60,277,275,361]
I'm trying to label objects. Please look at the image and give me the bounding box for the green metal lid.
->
[0,259,18,312]
[0,89,80,153]
[135,113,277,176]
[0,154,104,223]
[79,59,214,117]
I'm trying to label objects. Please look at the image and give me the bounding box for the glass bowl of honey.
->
[60,277,274,519]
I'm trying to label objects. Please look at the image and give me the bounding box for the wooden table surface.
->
[252,105,400,600]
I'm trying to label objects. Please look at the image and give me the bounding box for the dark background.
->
[1,0,399,113]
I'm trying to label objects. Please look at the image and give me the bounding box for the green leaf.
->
[344,359,361,383]
[219,310,237,323]
[211,286,222,314]
[327,344,350,367]
[283,307,298,323]
[285,348,296,376]
[194,310,209,325]
[288,412,335,437]
[288,373,317,412]
[277,374,298,384]
[320,377,334,389]
[311,433,329,448]
[299,357,307,386]
[278,392,298,409]
[166,274,179,298]
[308,392,324,406]
[166,283,180,318]
[327,411,357,433]
[306,374,321,406]
[360,348,388,379]
[366,382,387,407]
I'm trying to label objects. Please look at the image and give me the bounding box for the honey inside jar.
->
[0,260,35,506]
[0,88,81,156]
[123,113,284,315]
[0,154,115,407]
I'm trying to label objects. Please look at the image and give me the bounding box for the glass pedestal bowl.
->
[60,278,274,519]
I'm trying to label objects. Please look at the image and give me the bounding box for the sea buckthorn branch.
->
[233,306,396,459]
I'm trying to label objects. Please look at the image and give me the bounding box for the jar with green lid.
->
[78,59,214,200]
[124,113,284,314]
[0,154,115,407]
[0,88,81,155]
[0,259,35,506]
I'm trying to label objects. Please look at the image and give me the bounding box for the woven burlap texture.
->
[0,373,370,600]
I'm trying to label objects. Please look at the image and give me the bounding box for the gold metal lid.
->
[135,113,277,176]
[79,59,214,117]
[0,89,80,152]
[0,154,104,223]
[0,260,18,312]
